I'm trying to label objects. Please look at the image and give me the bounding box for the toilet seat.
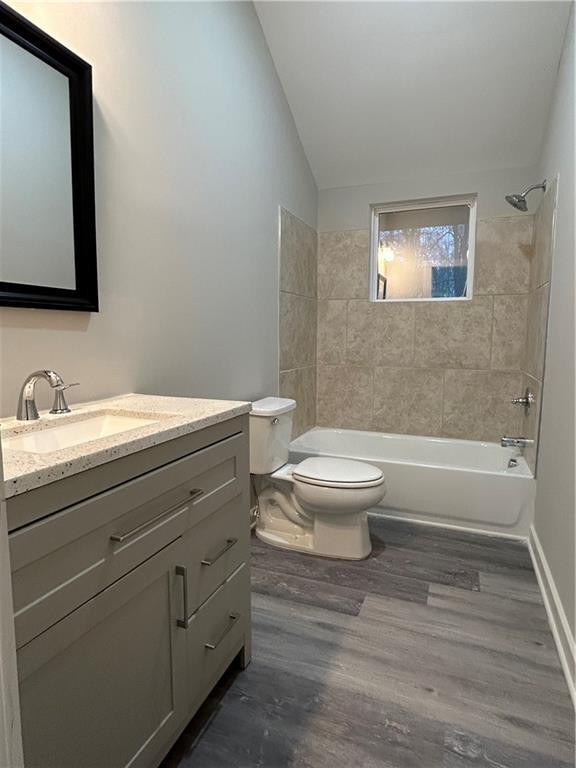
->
[292,457,384,489]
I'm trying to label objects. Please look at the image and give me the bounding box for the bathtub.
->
[289,428,535,536]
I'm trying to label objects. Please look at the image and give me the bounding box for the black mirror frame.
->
[0,1,98,312]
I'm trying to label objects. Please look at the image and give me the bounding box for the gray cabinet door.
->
[17,539,187,768]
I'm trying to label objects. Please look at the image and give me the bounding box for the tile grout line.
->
[488,294,496,371]
[440,369,448,437]
[411,303,417,369]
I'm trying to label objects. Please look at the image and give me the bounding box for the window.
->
[370,195,477,301]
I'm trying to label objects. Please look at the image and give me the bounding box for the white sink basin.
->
[3,413,159,454]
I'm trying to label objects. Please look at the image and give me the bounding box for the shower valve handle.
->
[511,390,535,408]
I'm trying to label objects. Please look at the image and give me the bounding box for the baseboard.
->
[528,524,576,708]
[369,510,528,542]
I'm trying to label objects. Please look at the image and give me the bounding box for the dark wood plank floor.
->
[161,516,575,768]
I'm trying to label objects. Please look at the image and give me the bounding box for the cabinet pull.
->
[110,506,182,544]
[205,613,240,650]
[189,488,204,502]
[201,538,238,567]
[175,566,190,629]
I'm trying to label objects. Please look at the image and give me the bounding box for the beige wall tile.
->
[413,296,493,369]
[520,374,542,475]
[373,368,443,436]
[442,370,523,442]
[317,230,369,299]
[474,217,534,294]
[530,179,557,290]
[279,209,317,437]
[317,365,373,429]
[307,221,537,442]
[280,366,316,438]
[524,282,550,381]
[280,208,317,298]
[317,300,347,364]
[491,294,528,371]
[347,300,414,366]
[280,292,316,371]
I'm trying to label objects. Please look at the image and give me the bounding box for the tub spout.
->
[501,436,534,450]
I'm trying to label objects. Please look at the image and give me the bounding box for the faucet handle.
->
[50,382,79,414]
[511,388,535,410]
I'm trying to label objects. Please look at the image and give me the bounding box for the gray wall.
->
[0,1,317,416]
[534,10,575,647]
[318,165,543,233]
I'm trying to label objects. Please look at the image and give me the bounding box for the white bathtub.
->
[289,428,535,536]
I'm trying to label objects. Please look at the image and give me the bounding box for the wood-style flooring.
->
[161,516,575,768]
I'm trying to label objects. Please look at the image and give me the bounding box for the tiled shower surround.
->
[279,208,318,438]
[279,187,555,472]
[520,180,557,473]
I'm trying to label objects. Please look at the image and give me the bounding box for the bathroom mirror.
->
[0,3,98,311]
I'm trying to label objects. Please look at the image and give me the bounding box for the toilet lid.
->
[293,457,384,488]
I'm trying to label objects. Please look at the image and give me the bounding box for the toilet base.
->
[256,509,372,560]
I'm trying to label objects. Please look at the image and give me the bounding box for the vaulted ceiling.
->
[255,1,572,190]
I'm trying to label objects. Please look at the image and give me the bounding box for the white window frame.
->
[369,193,477,303]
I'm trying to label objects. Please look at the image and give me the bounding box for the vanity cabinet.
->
[6,414,251,768]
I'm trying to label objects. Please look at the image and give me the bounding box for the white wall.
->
[533,9,575,649]
[318,165,539,232]
[0,1,317,416]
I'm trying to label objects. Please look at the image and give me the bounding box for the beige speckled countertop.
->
[1,393,251,498]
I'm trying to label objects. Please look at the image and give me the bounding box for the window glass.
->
[372,200,475,301]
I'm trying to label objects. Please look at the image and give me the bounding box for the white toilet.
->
[250,397,386,559]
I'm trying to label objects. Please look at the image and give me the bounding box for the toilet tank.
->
[249,397,296,474]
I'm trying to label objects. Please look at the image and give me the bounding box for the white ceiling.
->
[255,1,572,190]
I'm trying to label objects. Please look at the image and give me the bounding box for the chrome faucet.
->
[500,436,535,450]
[16,370,79,421]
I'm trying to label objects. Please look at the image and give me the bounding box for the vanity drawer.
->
[185,563,250,711]
[10,432,247,647]
[11,500,189,649]
[182,494,250,614]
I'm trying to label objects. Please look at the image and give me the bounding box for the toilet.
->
[250,397,386,559]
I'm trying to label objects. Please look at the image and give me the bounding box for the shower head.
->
[505,180,547,212]
[505,194,528,211]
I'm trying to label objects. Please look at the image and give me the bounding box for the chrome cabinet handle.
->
[205,613,240,650]
[176,565,190,629]
[110,506,182,544]
[109,491,202,544]
[201,538,238,567]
